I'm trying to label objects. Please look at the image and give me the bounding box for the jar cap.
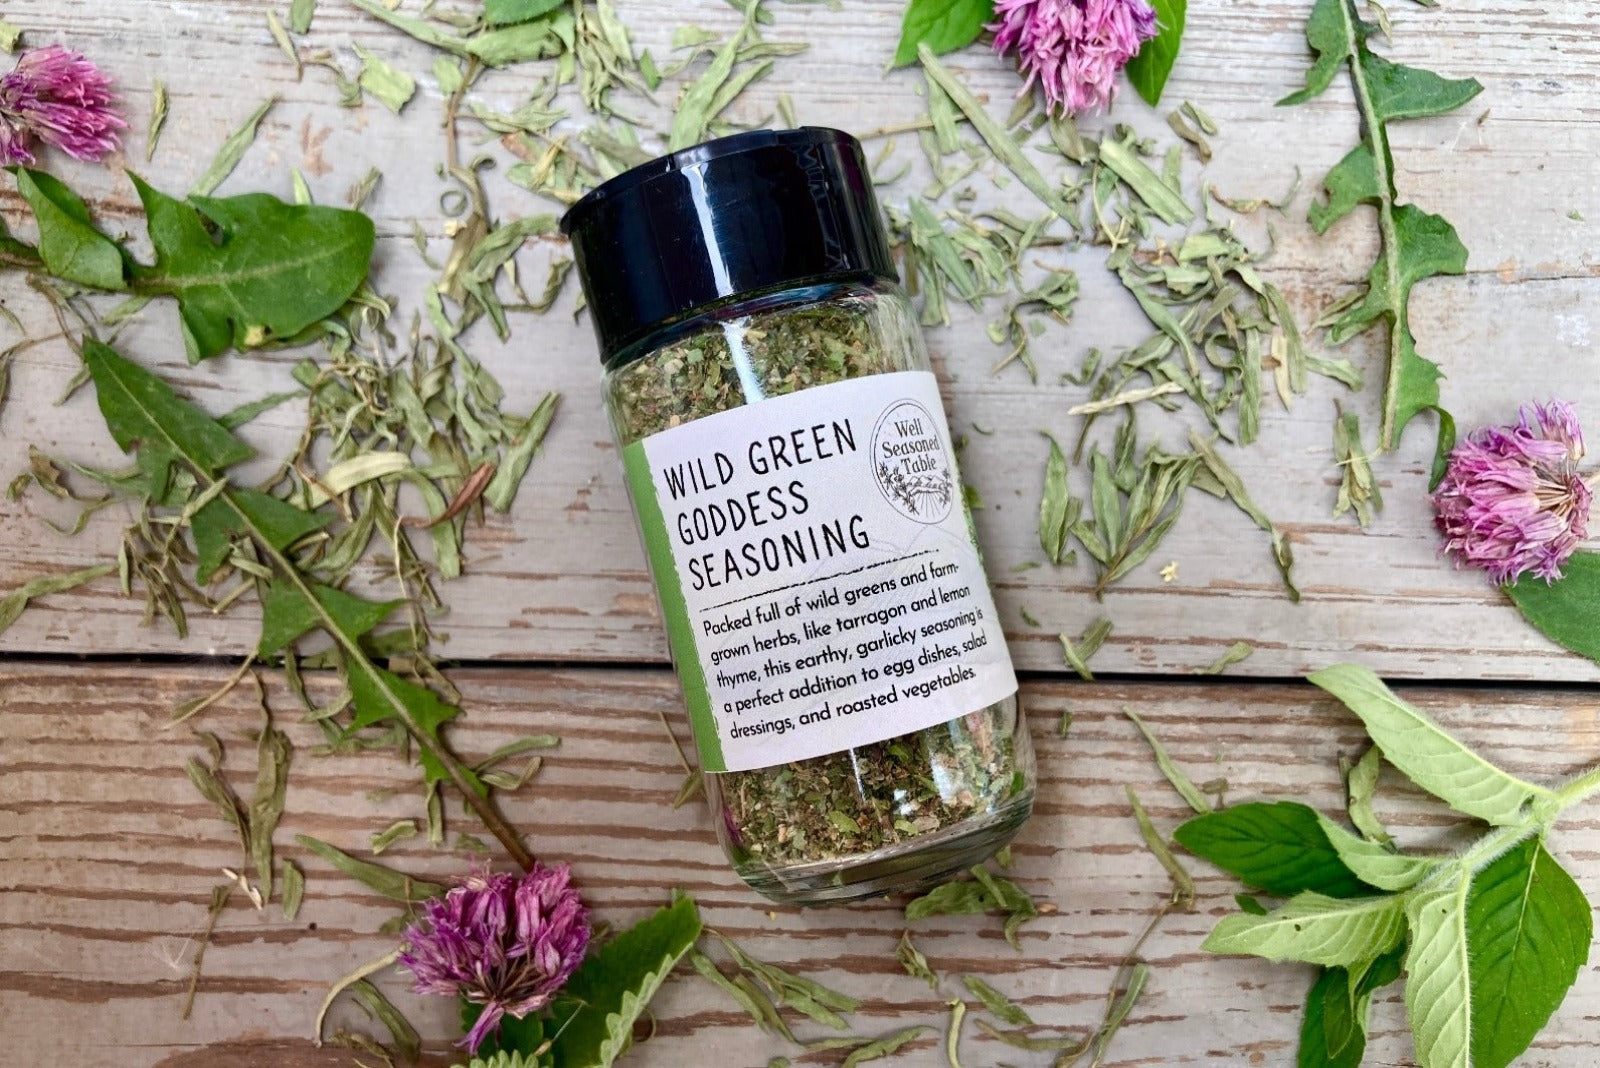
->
[560,127,898,367]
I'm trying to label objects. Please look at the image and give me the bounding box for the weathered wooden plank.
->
[2,0,1598,679]
[5,661,1600,1065]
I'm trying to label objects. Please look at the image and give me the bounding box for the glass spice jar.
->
[561,128,1035,905]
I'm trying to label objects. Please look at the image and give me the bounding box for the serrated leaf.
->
[485,0,565,26]
[193,489,332,583]
[1467,838,1592,1068]
[259,579,403,656]
[1314,813,1436,891]
[1308,144,1379,234]
[82,339,253,480]
[1278,0,1348,106]
[1174,801,1374,898]
[1282,0,1481,451]
[1203,891,1406,967]
[1505,551,1600,662]
[1123,0,1186,107]
[131,174,375,361]
[13,169,127,290]
[548,896,702,1068]
[1405,883,1472,1068]
[893,0,994,67]
[1364,53,1481,123]
[346,662,465,786]
[1309,664,1554,825]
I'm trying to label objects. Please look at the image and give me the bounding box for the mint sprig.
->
[1174,664,1599,1068]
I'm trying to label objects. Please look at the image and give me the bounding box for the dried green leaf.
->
[668,13,750,150]
[351,0,470,57]
[249,707,292,900]
[1098,134,1194,225]
[919,47,1072,222]
[189,96,276,197]
[839,1027,931,1067]
[1037,433,1079,565]
[1188,430,1298,601]
[0,563,115,635]
[349,979,421,1063]
[485,393,559,512]
[897,931,939,990]
[370,819,418,855]
[354,44,416,113]
[485,0,565,26]
[290,0,316,34]
[147,79,170,162]
[1058,618,1111,681]
[1196,641,1253,675]
[1332,409,1381,527]
[0,19,20,52]
[294,834,444,903]
[1127,786,1196,909]
[280,858,305,920]
[1343,746,1392,846]
[963,974,1032,1026]
[1125,706,1208,814]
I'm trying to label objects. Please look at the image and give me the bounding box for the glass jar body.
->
[603,279,1035,904]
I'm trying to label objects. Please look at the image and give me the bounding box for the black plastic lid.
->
[560,127,897,367]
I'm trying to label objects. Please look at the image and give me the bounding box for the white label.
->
[623,370,1017,773]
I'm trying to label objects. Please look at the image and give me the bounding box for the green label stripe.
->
[622,441,725,772]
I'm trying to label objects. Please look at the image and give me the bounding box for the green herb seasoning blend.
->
[562,129,1035,904]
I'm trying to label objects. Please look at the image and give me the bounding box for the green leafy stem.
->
[6,167,374,363]
[84,339,534,871]
[1176,664,1597,1068]
[1282,0,1481,453]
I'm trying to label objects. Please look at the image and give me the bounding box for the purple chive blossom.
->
[1432,400,1593,585]
[990,0,1159,116]
[399,863,591,1054]
[0,45,127,167]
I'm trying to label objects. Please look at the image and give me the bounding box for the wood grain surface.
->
[4,1,1600,1065]
[6,661,1600,1067]
[1,0,1598,679]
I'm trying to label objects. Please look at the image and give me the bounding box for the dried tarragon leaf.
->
[190,96,277,197]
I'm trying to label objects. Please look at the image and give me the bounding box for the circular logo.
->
[870,400,955,524]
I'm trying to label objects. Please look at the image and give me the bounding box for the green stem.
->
[1555,761,1600,810]
[1333,0,1405,451]
[225,490,535,872]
